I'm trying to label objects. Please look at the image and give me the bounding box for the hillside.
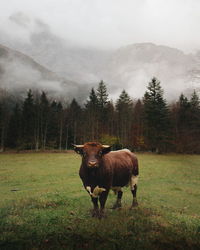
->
[0,13,200,100]
[0,44,88,100]
[104,43,199,99]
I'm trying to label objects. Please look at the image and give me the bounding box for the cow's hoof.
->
[91,209,99,218]
[111,203,122,210]
[98,211,106,219]
[130,201,138,209]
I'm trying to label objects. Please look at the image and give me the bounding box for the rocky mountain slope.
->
[0,13,199,100]
[104,43,199,99]
[0,44,89,101]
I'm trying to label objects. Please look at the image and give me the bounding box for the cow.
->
[73,142,139,218]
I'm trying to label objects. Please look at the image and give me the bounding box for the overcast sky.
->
[0,0,200,52]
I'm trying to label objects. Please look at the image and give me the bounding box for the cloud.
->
[0,0,199,52]
[9,11,31,28]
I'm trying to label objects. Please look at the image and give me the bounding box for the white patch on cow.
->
[86,186,92,195]
[130,175,138,191]
[111,186,122,194]
[92,186,106,198]
[86,186,106,198]
[121,149,131,153]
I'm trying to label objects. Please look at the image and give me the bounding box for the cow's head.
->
[73,142,111,168]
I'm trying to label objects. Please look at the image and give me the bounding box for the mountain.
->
[103,43,199,99]
[0,14,111,85]
[0,44,89,101]
[0,13,199,100]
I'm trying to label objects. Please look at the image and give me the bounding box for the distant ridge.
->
[0,20,200,100]
[0,43,90,101]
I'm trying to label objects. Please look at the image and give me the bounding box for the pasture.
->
[0,152,200,249]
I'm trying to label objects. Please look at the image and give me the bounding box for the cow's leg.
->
[131,184,138,207]
[130,175,138,208]
[99,190,109,218]
[112,188,123,209]
[91,197,99,217]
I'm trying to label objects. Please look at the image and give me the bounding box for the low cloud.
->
[0,0,200,52]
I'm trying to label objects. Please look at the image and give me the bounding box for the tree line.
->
[0,78,200,153]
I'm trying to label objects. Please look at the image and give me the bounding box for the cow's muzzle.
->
[88,160,98,168]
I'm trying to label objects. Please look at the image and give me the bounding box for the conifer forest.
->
[0,77,200,153]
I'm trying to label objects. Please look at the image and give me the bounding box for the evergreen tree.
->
[22,90,35,149]
[143,77,169,153]
[85,88,99,109]
[189,91,200,152]
[96,80,108,109]
[116,90,133,147]
[0,89,12,151]
[40,92,50,149]
[190,90,199,108]
[170,94,191,153]
[132,99,145,151]
[48,100,58,148]
[57,102,64,150]
[178,93,190,124]
[96,80,109,136]
[34,92,40,150]
[116,90,133,109]
[47,100,64,149]
[85,88,99,140]
[105,100,115,136]
[7,103,22,148]
[174,94,191,152]
[68,98,82,145]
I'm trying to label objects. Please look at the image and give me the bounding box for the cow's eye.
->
[83,152,87,157]
[99,151,102,156]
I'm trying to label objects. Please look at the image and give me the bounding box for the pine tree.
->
[40,92,50,150]
[116,90,133,110]
[7,103,22,148]
[57,102,64,150]
[96,80,109,136]
[132,99,145,150]
[96,80,108,109]
[179,93,190,123]
[85,88,99,140]
[175,94,191,152]
[116,90,133,147]
[105,100,115,135]
[47,100,64,149]
[143,77,169,153]
[85,88,99,109]
[48,100,58,148]
[22,90,35,149]
[68,98,82,145]
[0,89,12,152]
[189,91,200,152]
[190,90,199,108]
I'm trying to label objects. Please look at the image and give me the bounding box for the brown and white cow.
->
[73,142,139,218]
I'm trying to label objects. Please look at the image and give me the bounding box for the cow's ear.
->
[73,145,84,155]
[102,145,111,154]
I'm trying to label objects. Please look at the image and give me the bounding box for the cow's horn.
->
[102,145,110,148]
[72,144,84,148]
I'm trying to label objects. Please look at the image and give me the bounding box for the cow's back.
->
[103,149,138,187]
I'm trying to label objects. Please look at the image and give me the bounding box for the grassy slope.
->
[0,153,200,249]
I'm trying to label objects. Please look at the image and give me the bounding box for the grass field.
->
[0,152,200,250]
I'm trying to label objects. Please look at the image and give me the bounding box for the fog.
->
[0,0,200,53]
[0,0,199,101]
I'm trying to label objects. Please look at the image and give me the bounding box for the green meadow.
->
[0,152,200,249]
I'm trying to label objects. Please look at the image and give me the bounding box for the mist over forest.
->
[0,78,200,154]
[0,11,200,103]
[0,3,200,152]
